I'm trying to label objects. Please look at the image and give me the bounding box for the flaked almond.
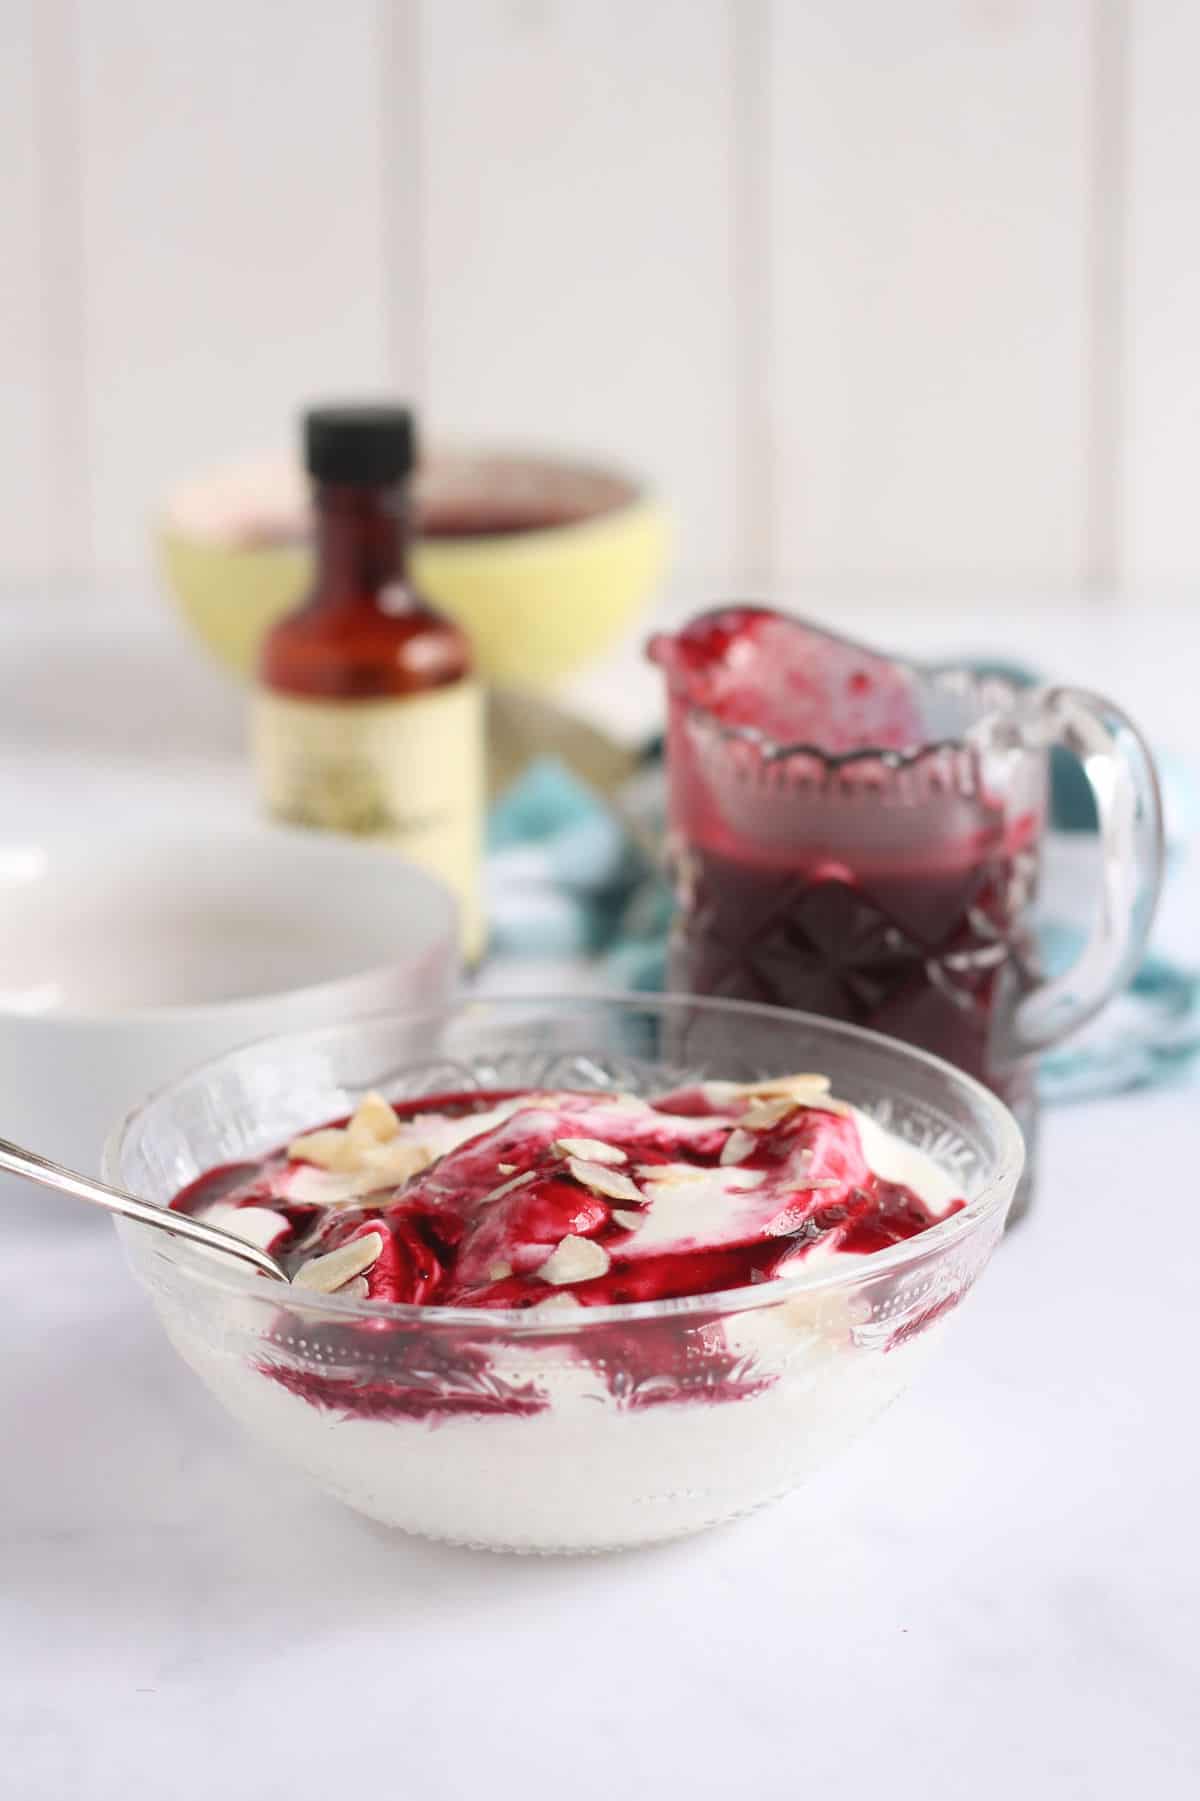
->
[287,1126,357,1171]
[497,1162,517,1175]
[636,1163,706,1185]
[738,1102,788,1134]
[346,1090,400,1149]
[487,1260,513,1282]
[285,1165,389,1206]
[536,1234,611,1286]
[337,1276,370,1301]
[720,1127,757,1166]
[752,1073,831,1097]
[704,1072,831,1110]
[566,1157,644,1204]
[554,1137,628,1165]
[741,1096,799,1132]
[293,1230,385,1294]
[611,1208,644,1231]
[359,1138,433,1186]
[749,1074,852,1117]
[481,1169,537,1204]
[287,1153,424,1207]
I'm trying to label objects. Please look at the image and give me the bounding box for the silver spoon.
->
[0,1136,290,1283]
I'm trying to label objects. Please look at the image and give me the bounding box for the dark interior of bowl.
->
[416,453,639,541]
[220,452,641,551]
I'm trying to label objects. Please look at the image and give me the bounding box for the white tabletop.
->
[1,593,1198,1799]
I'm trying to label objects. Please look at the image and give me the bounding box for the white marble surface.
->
[1,595,1198,1799]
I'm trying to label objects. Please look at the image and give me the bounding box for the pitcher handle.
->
[1003,686,1164,1057]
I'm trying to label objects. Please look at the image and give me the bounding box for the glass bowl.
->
[106,995,1023,1553]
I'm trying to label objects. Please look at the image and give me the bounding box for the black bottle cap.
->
[304,405,417,484]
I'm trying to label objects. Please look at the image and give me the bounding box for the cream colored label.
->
[253,683,484,959]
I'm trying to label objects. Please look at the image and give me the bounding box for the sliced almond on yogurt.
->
[566,1157,644,1204]
[536,1234,612,1286]
[346,1090,400,1149]
[741,1096,799,1132]
[288,1144,429,1206]
[554,1137,628,1165]
[754,1073,831,1096]
[359,1138,433,1185]
[703,1072,835,1115]
[336,1276,370,1301]
[481,1169,537,1204]
[635,1163,706,1185]
[807,1094,851,1117]
[293,1230,385,1294]
[487,1260,513,1281]
[720,1127,757,1165]
[289,1098,412,1180]
[611,1208,644,1230]
[284,1165,385,1205]
[746,1075,851,1117]
[286,1126,358,1171]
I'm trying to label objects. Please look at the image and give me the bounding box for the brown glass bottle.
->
[254,406,483,957]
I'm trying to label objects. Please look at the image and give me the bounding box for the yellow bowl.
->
[157,449,670,688]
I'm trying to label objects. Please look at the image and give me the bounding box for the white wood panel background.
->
[767,1,1090,589]
[0,0,1197,599]
[0,1,53,579]
[420,0,740,585]
[1124,0,1200,591]
[76,0,394,575]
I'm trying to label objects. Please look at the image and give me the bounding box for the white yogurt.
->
[154,1112,969,1552]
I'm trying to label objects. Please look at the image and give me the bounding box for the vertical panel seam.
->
[730,0,772,591]
[378,0,428,405]
[32,0,92,582]
[1084,0,1131,595]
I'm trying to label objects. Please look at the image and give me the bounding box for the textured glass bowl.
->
[106,995,1023,1553]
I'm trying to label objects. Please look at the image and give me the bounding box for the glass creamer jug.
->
[649,607,1164,1212]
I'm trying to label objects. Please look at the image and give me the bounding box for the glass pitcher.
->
[648,607,1164,1213]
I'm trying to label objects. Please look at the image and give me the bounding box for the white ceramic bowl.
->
[0,829,458,1174]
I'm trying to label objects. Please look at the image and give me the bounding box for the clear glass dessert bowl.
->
[106,995,1023,1553]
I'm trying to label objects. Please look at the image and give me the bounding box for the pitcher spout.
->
[647,605,925,756]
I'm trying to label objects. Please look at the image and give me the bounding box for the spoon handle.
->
[0,1136,289,1284]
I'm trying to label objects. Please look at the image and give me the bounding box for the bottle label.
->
[253,682,484,959]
